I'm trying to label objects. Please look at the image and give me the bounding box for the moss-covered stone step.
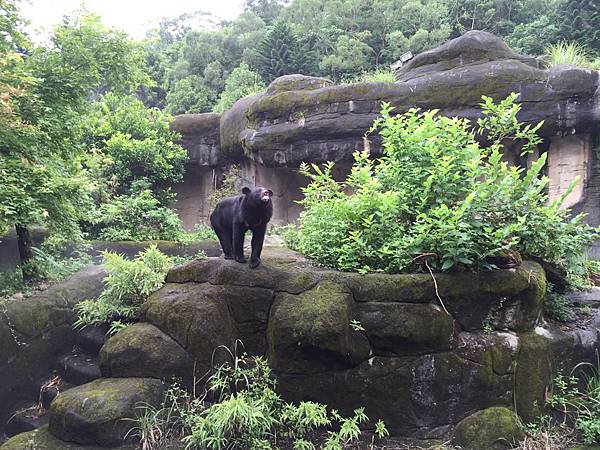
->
[99,322,193,382]
[0,425,136,450]
[48,378,166,447]
[57,352,101,386]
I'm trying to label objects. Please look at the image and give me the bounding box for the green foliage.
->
[83,93,187,198]
[0,244,90,300]
[165,75,216,115]
[207,165,244,211]
[556,0,600,53]
[178,224,217,242]
[546,41,597,68]
[342,67,397,84]
[134,343,387,450]
[74,245,171,330]
[213,62,265,113]
[257,21,306,81]
[548,357,600,445]
[544,283,571,322]
[294,94,598,278]
[0,8,151,273]
[92,181,183,241]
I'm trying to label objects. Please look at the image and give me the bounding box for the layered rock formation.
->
[3,248,600,448]
[171,31,600,253]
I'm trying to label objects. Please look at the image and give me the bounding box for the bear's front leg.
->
[249,223,267,268]
[232,222,247,263]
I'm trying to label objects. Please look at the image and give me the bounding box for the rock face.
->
[170,31,600,240]
[0,266,106,428]
[90,248,599,441]
[5,249,600,449]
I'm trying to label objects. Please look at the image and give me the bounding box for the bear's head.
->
[242,186,273,206]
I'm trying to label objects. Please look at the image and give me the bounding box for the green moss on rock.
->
[100,322,193,382]
[452,407,524,449]
[49,378,166,447]
[0,425,136,450]
[267,281,370,373]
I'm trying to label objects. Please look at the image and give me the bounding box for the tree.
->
[244,0,286,24]
[557,0,600,54]
[213,62,265,113]
[319,35,372,78]
[0,10,149,280]
[165,75,216,114]
[257,21,303,80]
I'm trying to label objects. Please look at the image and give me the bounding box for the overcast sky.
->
[21,0,245,40]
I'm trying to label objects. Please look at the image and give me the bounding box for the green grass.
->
[546,41,597,69]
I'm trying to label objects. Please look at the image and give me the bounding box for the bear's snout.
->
[261,192,271,202]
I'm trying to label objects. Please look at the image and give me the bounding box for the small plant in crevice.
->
[207,165,244,212]
[132,341,389,450]
[547,355,600,445]
[544,283,572,322]
[73,245,171,334]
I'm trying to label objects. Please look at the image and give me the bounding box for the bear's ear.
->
[268,189,273,196]
[242,187,251,195]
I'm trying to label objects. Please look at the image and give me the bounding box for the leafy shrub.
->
[294,94,598,278]
[74,245,171,331]
[134,343,388,450]
[83,93,187,198]
[93,181,183,241]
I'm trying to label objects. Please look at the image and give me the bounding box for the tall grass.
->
[546,41,597,69]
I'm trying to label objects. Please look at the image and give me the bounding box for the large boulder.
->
[49,378,166,447]
[0,266,106,427]
[170,113,224,166]
[142,283,236,372]
[452,407,524,450]
[0,425,136,450]
[267,281,370,373]
[217,31,600,167]
[99,322,193,382]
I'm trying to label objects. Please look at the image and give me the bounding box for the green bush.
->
[74,245,171,331]
[93,181,183,241]
[294,94,598,277]
[134,344,388,450]
[83,93,187,198]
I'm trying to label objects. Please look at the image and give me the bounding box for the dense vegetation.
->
[140,0,600,113]
[291,94,598,281]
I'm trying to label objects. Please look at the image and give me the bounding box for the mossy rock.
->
[0,425,136,450]
[356,302,455,355]
[167,251,320,294]
[49,377,166,447]
[266,74,333,95]
[452,407,524,449]
[410,352,513,429]
[142,283,236,370]
[514,331,553,423]
[100,323,194,383]
[267,281,370,373]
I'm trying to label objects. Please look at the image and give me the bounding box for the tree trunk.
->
[15,224,37,281]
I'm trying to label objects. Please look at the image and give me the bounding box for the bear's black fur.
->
[210,186,273,269]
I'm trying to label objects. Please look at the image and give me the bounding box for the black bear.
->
[210,186,273,269]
